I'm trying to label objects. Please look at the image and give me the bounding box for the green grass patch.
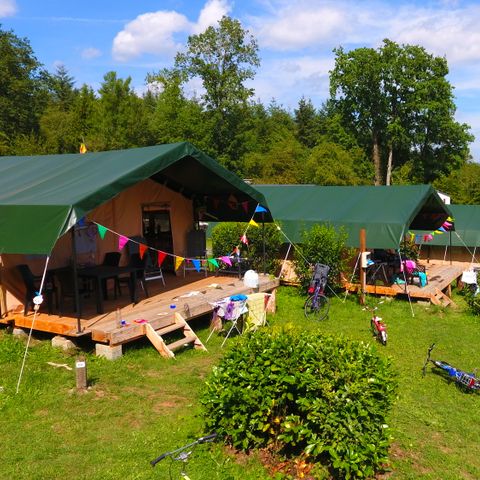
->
[1,287,480,479]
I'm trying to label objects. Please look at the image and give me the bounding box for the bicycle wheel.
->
[380,330,387,346]
[304,294,330,320]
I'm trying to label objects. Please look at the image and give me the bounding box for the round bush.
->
[201,330,397,479]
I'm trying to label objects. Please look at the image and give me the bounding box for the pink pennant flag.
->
[220,256,232,266]
[139,243,148,259]
[118,235,129,251]
[240,234,248,245]
[241,201,249,213]
[158,251,167,266]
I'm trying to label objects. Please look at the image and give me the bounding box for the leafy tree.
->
[48,64,76,110]
[433,162,480,205]
[92,71,150,150]
[175,16,260,167]
[294,96,320,148]
[330,39,473,185]
[0,26,49,150]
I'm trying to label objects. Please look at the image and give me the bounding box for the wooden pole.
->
[75,355,88,390]
[359,228,366,305]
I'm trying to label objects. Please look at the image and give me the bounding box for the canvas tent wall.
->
[255,184,452,249]
[416,204,480,263]
[0,142,271,315]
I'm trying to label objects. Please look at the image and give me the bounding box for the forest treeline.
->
[1,17,480,203]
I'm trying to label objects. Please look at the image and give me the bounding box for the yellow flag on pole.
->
[79,143,87,154]
[249,219,259,228]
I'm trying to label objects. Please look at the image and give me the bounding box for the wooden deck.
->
[344,261,465,306]
[1,272,279,346]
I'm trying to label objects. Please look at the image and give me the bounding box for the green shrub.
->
[202,329,397,479]
[211,222,282,274]
[293,223,353,290]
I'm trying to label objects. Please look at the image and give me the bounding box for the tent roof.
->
[416,204,480,247]
[0,142,270,254]
[255,184,452,249]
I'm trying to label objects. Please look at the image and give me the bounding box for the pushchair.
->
[304,263,330,320]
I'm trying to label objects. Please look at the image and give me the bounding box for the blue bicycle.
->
[304,263,330,321]
[422,344,480,391]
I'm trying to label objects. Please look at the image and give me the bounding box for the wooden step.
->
[156,322,185,336]
[431,288,454,307]
[166,334,197,353]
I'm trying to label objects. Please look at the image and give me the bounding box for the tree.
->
[434,162,480,205]
[175,16,260,167]
[330,39,473,185]
[294,97,320,148]
[0,26,49,149]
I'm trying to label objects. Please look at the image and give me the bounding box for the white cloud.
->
[81,47,102,60]
[0,0,17,17]
[112,10,190,61]
[112,0,231,62]
[193,0,232,34]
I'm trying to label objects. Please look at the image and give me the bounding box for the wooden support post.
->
[359,228,366,305]
[75,355,88,390]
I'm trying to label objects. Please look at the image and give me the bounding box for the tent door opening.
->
[142,207,174,272]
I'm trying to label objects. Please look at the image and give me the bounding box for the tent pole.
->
[71,227,82,333]
[262,211,266,274]
[449,230,452,265]
[359,229,366,305]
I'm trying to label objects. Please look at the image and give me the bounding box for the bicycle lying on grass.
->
[422,343,480,391]
[151,434,217,479]
[363,304,388,346]
[304,263,330,321]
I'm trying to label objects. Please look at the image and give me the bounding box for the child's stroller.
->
[305,263,330,320]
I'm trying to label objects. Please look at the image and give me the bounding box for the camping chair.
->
[16,264,57,316]
[244,292,272,332]
[183,229,208,277]
[101,251,122,298]
[206,294,248,346]
[54,268,90,317]
[118,253,150,299]
[128,236,165,286]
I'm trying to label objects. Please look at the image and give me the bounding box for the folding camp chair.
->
[244,292,271,332]
[206,294,248,346]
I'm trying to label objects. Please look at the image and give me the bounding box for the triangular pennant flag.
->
[191,259,201,272]
[241,201,249,213]
[175,256,184,271]
[232,246,240,256]
[255,205,268,213]
[118,235,129,251]
[438,226,446,232]
[220,256,232,266]
[447,216,454,222]
[139,243,148,260]
[249,219,259,228]
[208,258,219,268]
[97,224,108,239]
[426,234,433,241]
[435,230,444,235]
[79,143,87,154]
[240,234,248,245]
[158,251,167,266]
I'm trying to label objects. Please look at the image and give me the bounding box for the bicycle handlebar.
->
[150,433,217,467]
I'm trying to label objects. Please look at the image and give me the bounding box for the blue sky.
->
[2,0,480,160]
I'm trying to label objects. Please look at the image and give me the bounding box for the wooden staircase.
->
[430,288,455,307]
[144,312,207,358]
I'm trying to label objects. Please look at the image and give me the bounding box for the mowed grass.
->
[1,286,480,479]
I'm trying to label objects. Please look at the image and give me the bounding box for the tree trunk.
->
[386,146,393,186]
[372,132,382,185]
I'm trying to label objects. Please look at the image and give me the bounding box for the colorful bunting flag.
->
[438,226,446,232]
[220,256,232,266]
[79,143,87,154]
[191,259,201,272]
[139,243,148,259]
[118,235,129,251]
[97,224,108,239]
[249,219,259,228]
[158,251,167,266]
[255,205,268,213]
[240,234,248,245]
[175,256,184,271]
[208,258,219,268]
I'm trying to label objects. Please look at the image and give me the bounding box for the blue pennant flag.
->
[191,259,201,272]
[255,205,268,213]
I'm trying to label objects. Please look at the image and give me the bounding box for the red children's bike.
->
[363,305,388,346]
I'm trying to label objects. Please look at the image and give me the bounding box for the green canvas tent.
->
[255,184,452,249]
[415,204,480,247]
[0,142,271,255]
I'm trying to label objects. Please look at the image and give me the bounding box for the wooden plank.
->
[144,323,174,358]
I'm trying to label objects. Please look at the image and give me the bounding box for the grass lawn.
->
[1,286,480,479]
